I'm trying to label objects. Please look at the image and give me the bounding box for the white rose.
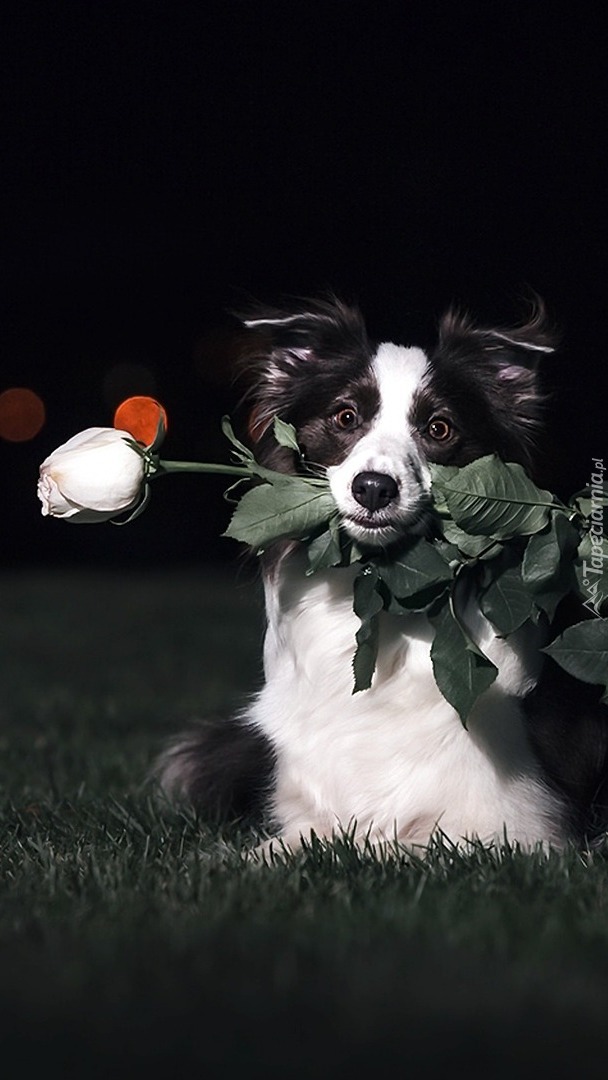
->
[37,427,147,523]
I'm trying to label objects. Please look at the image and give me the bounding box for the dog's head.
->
[239,297,556,548]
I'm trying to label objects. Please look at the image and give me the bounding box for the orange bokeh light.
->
[0,388,46,442]
[113,396,168,446]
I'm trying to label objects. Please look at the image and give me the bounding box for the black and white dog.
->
[156,298,608,851]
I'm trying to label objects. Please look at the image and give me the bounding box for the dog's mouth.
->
[341,496,435,548]
[345,510,398,532]
[342,508,430,548]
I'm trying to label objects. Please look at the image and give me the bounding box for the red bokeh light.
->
[0,388,46,442]
[113,396,168,446]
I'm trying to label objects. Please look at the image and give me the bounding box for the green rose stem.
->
[154,461,252,478]
[118,443,259,526]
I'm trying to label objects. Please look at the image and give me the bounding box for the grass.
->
[3,568,608,1076]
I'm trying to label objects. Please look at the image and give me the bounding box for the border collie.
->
[156,297,608,852]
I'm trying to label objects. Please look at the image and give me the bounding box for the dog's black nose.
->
[351,472,398,512]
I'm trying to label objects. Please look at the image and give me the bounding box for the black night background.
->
[3,2,606,569]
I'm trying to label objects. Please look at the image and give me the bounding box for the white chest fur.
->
[246,554,567,850]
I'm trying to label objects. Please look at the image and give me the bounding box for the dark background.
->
[3,1,606,568]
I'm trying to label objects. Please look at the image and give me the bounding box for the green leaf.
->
[543,619,608,702]
[429,601,498,725]
[376,538,453,606]
[306,516,343,574]
[220,415,303,485]
[480,563,534,635]
[386,584,451,616]
[447,563,497,659]
[348,539,366,564]
[224,478,336,549]
[352,566,385,692]
[440,520,504,560]
[221,415,256,464]
[272,417,301,453]
[520,512,580,619]
[432,538,460,563]
[220,415,340,550]
[522,513,580,590]
[431,455,554,538]
[569,485,608,520]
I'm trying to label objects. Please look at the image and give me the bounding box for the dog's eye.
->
[427,417,452,441]
[333,407,359,431]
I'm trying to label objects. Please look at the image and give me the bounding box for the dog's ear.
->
[240,295,368,360]
[236,296,370,442]
[438,297,558,369]
[436,296,558,413]
[434,298,559,474]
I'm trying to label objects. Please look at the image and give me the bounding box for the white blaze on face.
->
[328,343,431,545]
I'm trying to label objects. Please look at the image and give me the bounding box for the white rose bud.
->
[37,427,147,523]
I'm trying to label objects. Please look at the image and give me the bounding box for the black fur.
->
[238,296,376,472]
[154,718,275,824]
[525,663,608,839]
[413,302,556,475]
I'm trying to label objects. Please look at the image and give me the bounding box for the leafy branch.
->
[151,419,608,723]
